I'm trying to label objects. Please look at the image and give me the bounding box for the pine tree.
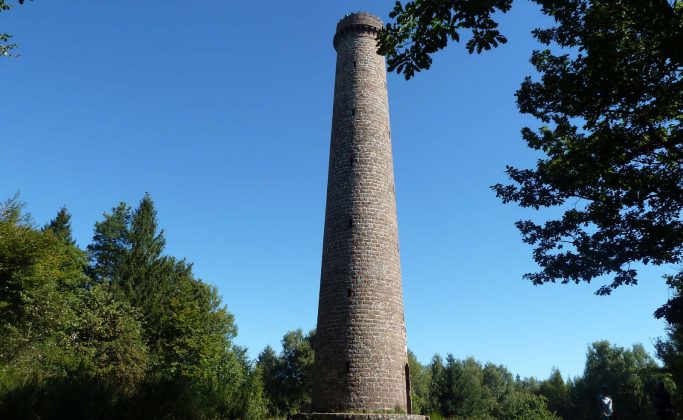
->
[538,368,572,418]
[87,202,130,285]
[43,207,76,246]
[122,193,166,308]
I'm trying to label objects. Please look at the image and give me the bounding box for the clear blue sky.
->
[1,0,673,380]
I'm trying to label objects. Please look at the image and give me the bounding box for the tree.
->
[655,324,683,415]
[439,356,489,418]
[123,193,166,307]
[407,350,431,414]
[0,197,150,418]
[380,0,683,317]
[257,329,315,416]
[0,0,28,57]
[482,362,515,403]
[237,365,270,420]
[43,206,76,246]
[279,329,314,413]
[426,354,446,415]
[378,0,513,79]
[73,283,149,396]
[570,341,671,419]
[0,196,88,382]
[87,195,169,330]
[0,195,252,417]
[538,368,572,418]
[155,259,239,384]
[655,274,683,414]
[423,353,558,418]
[85,194,248,417]
[496,390,560,420]
[87,202,130,285]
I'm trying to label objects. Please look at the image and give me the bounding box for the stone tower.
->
[311,12,419,417]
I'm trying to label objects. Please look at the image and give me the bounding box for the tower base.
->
[292,414,428,420]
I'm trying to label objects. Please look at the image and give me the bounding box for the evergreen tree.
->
[442,356,489,418]
[123,193,166,307]
[87,202,130,285]
[43,206,76,246]
[84,194,248,417]
[538,368,572,418]
[0,195,251,418]
[423,353,559,419]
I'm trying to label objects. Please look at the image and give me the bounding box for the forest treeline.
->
[0,194,681,419]
[256,331,678,420]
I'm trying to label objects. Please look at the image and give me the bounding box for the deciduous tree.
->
[257,329,315,416]
[380,0,683,319]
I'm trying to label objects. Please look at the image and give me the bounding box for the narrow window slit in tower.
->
[352,109,355,116]
[353,61,357,69]
[346,362,350,372]
[347,288,352,297]
[349,219,353,228]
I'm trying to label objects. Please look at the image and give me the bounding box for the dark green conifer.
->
[87,202,130,285]
[43,206,76,246]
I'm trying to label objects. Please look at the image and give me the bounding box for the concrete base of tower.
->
[291,414,428,420]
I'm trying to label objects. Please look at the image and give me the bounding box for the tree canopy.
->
[379,0,683,322]
[0,194,265,418]
[0,194,678,417]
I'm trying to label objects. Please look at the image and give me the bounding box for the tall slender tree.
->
[122,193,166,308]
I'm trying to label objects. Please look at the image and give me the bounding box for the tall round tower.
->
[313,12,411,414]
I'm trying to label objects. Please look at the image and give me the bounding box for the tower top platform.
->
[333,12,384,51]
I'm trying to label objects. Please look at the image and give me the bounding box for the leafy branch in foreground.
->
[491,0,683,305]
[377,0,512,79]
[380,0,683,321]
[0,0,28,58]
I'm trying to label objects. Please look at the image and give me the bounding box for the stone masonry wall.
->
[313,12,410,414]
